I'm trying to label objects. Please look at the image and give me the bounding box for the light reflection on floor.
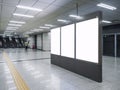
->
[0,49,120,90]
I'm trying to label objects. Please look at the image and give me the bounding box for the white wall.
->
[43,32,51,51]
[27,32,51,50]
[27,36,34,48]
[37,34,42,49]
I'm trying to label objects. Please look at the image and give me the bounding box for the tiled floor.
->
[0,48,120,90]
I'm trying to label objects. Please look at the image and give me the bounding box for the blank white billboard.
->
[76,17,99,63]
[51,28,60,55]
[61,24,75,58]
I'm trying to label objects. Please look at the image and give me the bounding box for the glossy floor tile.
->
[0,48,120,90]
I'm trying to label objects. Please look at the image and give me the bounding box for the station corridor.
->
[0,49,120,90]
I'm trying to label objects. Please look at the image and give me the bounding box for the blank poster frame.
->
[61,24,75,58]
[76,17,99,63]
[51,28,60,55]
[51,11,102,82]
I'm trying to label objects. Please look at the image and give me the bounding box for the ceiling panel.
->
[19,0,38,6]
[1,17,10,22]
[38,0,55,3]
[34,1,50,9]
[1,5,16,31]
[53,0,73,6]
[0,23,8,31]
[35,12,48,18]
[44,5,61,14]
[15,8,28,14]
[0,5,1,16]
[26,11,38,16]
[1,0,120,34]
[3,0,19,5]
[20,17,32,21]
[2,5,16,18]
[11,16,23,21]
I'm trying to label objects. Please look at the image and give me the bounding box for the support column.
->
[114,34,117,57]
[34,35,37,49]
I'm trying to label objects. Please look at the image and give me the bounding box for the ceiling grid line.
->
[17,0,57,32]
[5,0,22,32]
[33,0,57,20]
[1,0,120,35]
[0,0,3,31]
[18,0,40,21]
[20,0,74,31]
[8,0,22,19]
[42,0,57,10]
[0,2,17,7]
[16,0,41,32]
[24,0,113,32]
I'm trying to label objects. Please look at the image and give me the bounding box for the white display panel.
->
[76,17,99,63]
[51,28,60,55]
[61,24,75,58]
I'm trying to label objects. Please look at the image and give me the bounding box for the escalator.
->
[0,36,3,48]
[18,38,25,48]
[12,37,17,48]
[6,37,11,48]
[0,36,25,48]
[15,38,22,48]
[9,37,15,48]
[3,38,8,48]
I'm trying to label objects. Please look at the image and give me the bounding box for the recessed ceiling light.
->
[102,20,112,23]
[8,24,22,27]
[13,13,34,18]
[40,26,50,29]
[17,5,43,11]
[57,19,70,23]
[9,21,26,24]
[97,3,117,10]
[45,24,55,27]
[69,15,83,19]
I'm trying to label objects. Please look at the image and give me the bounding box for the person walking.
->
[25,41,28,50]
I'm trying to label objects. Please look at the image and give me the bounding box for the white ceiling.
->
[0,0,120,35]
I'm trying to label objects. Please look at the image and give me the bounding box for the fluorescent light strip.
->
[69,15,83,19]
[97,3,117,10]
[8,24,22,27]
[17,5,43,11]
[45,24,55,27]
[9,21,26,24]
[13,13,34,18]
[57,19,70,23]
[102,20,112,23]
[40,26,50,29]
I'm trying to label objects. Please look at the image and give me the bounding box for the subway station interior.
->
[0,0,120,90]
